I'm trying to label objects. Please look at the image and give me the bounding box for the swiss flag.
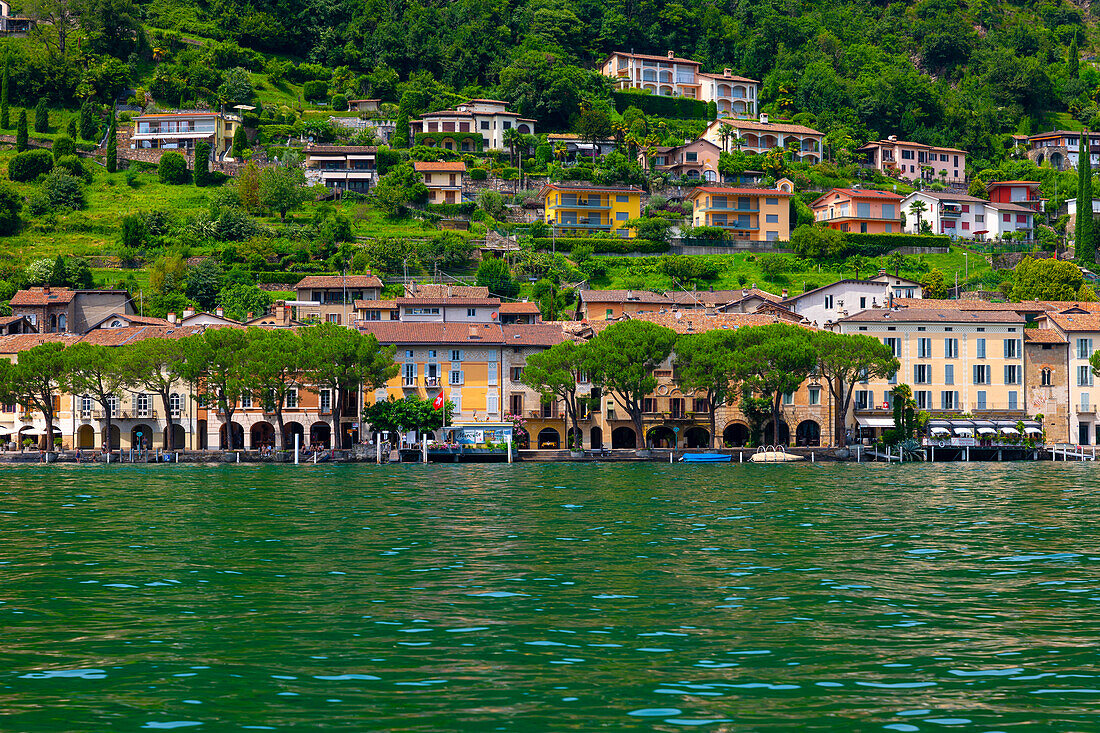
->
[433,392,445,410]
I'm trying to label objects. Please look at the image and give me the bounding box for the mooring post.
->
[294,433,299,465]
[507,437,513,464]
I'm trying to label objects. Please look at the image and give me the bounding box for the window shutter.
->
[1004,365,1010,385]
[973,365,979,384]
[459,370,464,385]
[941,392,947,410]
[1003,339,1009,358]
[954,391,959,409]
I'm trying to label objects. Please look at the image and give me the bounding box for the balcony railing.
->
[424,376,441,387]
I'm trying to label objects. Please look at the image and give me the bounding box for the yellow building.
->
[129,111,241,159]
[413,161,467,205]
[836,308,1028,439]
[360,322,505,423]
[539,184,643,238]
[685,184,794,241]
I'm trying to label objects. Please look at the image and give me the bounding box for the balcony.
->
[558,200,611,210]
[554,221,612,230]
[710,221,758,231]
[424,376,441,387]
[402,377,417,388]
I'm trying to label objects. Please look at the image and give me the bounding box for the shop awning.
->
[1025,427,1044,435]
[930,427,950,436]
[954,427,974,436]
[977,427,996,435]
[856,416,895,428]
[1000,427,1020,435]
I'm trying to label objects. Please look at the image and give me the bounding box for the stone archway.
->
[77,424,96,449]
[219,422,244,450]
[537,427,561,449]
[723,423,749,447]
[131,423,154,451]
[309,421,331,449]
[796,420,821,446]
[590,426,603,449]
[646,425,676,448]
[611,426,636,449]
[763,420,790,446]
[250,421,275,449]
[685,426,710,448]
[283,421,304,450]
[164,424,185,451]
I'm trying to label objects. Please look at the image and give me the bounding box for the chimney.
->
[781,288,788,298]
[878,268,887,277]
[215,307,224,318]
[759,113,769,125]
[742,288,748,297]
[723,68,732,77]
[246,312,254,320]
[275,300,288,325]
[182,307,195,319]
[667,50,675,59]
[468,325,479,340]
[42,286,50,295]
[167,312,177,324]
[888,135,897,142]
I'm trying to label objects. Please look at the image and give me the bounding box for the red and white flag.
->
[433,392,445,410]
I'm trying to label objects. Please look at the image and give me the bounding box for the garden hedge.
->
[8,149,54,182]
[426,202,477,216]
[611,91,709,120]
[841,232,951,257]
[532,237,670,254]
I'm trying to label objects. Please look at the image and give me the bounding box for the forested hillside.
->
[1,0,1096,171]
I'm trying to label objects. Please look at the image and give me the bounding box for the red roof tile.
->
[296,275,383,290]
[502,324,564,346]
[359,322,505,344]
[413,161,467,172]
[9,288,77,306]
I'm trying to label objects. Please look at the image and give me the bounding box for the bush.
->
[53,155,92,183]
[611,90,709,119]
[158,152,190,185]
[469,167,488,180]
[842,232,950,258]
[52,135,76,160]
[331,93,348,111]
[425,202,477,216]
[254,271,317,285]
[8,149,54,182]
[303,80,328,102]
[0,181,22,235]
[27,171,85,214]
[530,237,669,254]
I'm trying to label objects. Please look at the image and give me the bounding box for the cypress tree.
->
[67,118,76,138]
[193,140,210,186]
[1,56,9,130]
[1078,131,1094,264]
[105,114,118,174]
[33,98,47,133]
[15,109,27,151]
[79,101,97,141]
[231,125,249,158]
[1069,33,1080,79]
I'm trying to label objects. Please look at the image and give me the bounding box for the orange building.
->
[811,188,904,234]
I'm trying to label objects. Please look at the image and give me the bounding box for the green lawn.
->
[587,245,990,296]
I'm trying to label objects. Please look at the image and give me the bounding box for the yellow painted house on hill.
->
[539,184,643,238]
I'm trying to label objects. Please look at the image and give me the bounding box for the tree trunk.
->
[833,378,847,447]
[710,397,718,450]
[331,388,342,450]
[103,403,113,455]
[221,406,236,449]
[43,409,55,452]
[772,393,782,446]
[159,390,175,450]
[275,408,286,451]
[631,407,645,450]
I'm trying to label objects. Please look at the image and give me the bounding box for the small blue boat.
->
[681,453,731,463]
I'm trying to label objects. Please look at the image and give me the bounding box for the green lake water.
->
[1,463,1099,731]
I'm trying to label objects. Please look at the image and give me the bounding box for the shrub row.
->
[611,90,709,120]
[531,237,670,253]
[841,232,951,257]
[426,202,477,216]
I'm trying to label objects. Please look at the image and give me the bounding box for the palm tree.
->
[888,250,905,277]
[908,199,928,233]
[503,127,522,169]
[717,123,734,153]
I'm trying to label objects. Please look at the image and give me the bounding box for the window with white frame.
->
[136,393,150,417]
[320,389,332,413]
[1078,338,1093,360]
[241,393,252,408]
[169,393,183,415]
[1004,365,1020,385]
[914,364,932,384]
[917,338,932,358]
[1004,338,1021,359]
[80,395,93,414]
[1078,365,1093,387]
[286,389,298,409]
[450,369,464,385]
[809,387,820,405]
[782,392,794,405]
[916,390,933,410]
[944,338,958,358]
[451,349,462,362]
[973,364,990,385]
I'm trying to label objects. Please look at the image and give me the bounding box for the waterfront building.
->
[1034,308,1100,444]
[811,188,904,234]
[303,145,377,194]
[836,308,1028,440]
[701,115,823,164]
[539,184,643,238]
[856,137,967,186]
[686,184,794,241]
[500,324,571,448]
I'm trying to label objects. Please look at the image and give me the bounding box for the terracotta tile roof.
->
[539,183,644,195]
[304,145,377,155]
[579,290,673,305]
[0,315,27,327]
[78,325,203,346]
[405,284,490,298]
[592,311,809,335]
[296,275,383,290]
[9,287,77,306]
[1043,312,1100,332]
[359,321,505,344]
[712,119,823,136]
[904,190,988,203]
[395,297,501,307]
[687,187,793,198]
[986,180,1040,188]
[894,298,1100,314]
[413,161,467,172]
[812,188,904,205]
[87,313,171,329]
[1025,329,1067,344]
[840,308,1024,324]
[0,333,80,353]
[353,300,399,310]
[986,202,1036,214]
[603,51,701,66]
[664,289,772,306]
[498,302,541,314]
[697,71,759,83]
[419,110,475,118]
[502,323,564,346]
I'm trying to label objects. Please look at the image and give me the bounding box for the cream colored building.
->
[836,308,1028,437]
